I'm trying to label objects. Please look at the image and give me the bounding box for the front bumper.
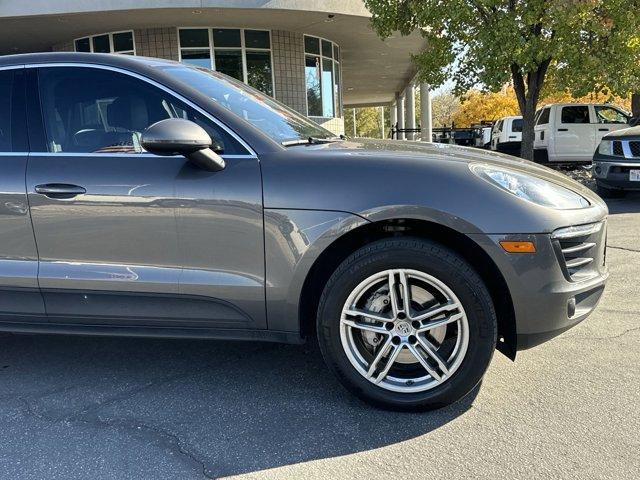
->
[593,152,640,190]
[470,220,608,351]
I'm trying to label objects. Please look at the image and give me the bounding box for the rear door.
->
[0,66,46,322]
[534,106,551,150]
[554,105,595,162]
[26,65,265,329]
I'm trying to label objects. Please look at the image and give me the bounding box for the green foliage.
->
[344,107,391,138]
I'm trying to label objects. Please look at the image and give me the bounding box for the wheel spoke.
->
[416,336,450,376]
[387,271,401,317]
[407,343,444,382]
[372,343,403,384]
[416,312,463,333]
[397,270,412,317]
[412,301,461,323]
[343,308,393,324]
[366,337,392,378]
[341,317,389,334]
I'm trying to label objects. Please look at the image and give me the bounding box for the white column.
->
[396,94,405,140]
[405,82,416,141]
[380,106,385,139]
[420,83,433,142]
[390,102,398,139]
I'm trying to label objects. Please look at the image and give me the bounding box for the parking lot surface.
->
[0,195,638,480]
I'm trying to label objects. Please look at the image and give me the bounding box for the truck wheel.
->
[316,238,497,411]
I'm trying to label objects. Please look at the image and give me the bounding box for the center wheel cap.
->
[394,321,412,336]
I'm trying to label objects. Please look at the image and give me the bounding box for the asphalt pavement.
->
[0,194,638,480]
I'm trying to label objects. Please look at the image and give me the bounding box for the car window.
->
[494,120,503,134]
[511,118,523,132]
[537,107,550,125]
[594,106,628,124]
[0,70,13,152]
[37,66,246,155]
[561,106,590,124]
[0,69,27,153]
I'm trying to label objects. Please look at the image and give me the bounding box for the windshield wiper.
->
[282,136,345,147]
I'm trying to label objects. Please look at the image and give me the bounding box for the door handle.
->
[558,128,569,132]
[598,128,609,131]
[35,184,86,198]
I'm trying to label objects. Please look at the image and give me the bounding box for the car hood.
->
[311,138,600,201]
[603,125,640,140]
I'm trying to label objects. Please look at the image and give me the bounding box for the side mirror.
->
[141,118,225,172]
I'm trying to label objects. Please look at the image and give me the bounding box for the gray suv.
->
[0,53,608,410]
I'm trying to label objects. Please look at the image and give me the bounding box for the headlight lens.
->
[598,140,613,155]
[471,164,590,209]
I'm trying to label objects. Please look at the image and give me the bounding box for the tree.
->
[452,87,519,127]
[365,0,640,160]
[344,107,390,138]
[430,91,462,127]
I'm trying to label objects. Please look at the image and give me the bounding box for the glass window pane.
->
[594,106,628,124]
[214,50,243,80]
[512,118,523,132]
[333,44,340,62]
[561,106,590,124]
[213,29,241,47]
[37,66,241,154]
[537,107,550,125]
[305,55,322,116]
[112,32,134,52]
[0,71,14,152]
[75,38,91,52]
[179,29,209,48]
[321,58,334,117]
[322,40,333,58]
[334,61,342,118]
[92,35,111,53]
[246,51,273,96]
[304,36,320,55]
[244,30,270,49]
[181,49,212,69]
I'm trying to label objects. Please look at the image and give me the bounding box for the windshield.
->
[159,65,335,144]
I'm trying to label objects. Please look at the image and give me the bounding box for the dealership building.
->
[0,1,432,138]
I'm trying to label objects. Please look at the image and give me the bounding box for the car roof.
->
[0,52,177,69]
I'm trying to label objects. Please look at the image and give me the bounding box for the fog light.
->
[568,297,576,318]
[594,166,602,174]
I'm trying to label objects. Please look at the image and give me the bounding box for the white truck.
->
[490,116,522,156]
[533,103,630,164]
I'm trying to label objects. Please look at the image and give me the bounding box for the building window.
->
[304,35,342,118]
[178,28,274,97]
[74,31,136,55]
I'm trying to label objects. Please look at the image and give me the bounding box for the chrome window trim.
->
[0,152,29,156]
[0,65,25,71]
[24,62,257,157]
[27,152,255,159]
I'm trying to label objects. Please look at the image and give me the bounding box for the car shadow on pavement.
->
[605,192,640,214]
[0,333,477,478]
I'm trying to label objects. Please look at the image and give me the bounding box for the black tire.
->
[316,237,497,411]
[596,182,625,198]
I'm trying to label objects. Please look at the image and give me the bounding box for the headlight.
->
[598,140,613,155]
[470,164,590,209]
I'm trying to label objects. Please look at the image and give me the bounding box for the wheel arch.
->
[299,218,517,360]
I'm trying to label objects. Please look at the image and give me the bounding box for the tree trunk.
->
[510,60,550,161]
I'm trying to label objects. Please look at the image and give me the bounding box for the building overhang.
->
[0,2,424,106]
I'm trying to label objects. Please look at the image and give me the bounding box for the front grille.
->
[630,141,640,157]
[613,141,624,156]
[552,222,606,281]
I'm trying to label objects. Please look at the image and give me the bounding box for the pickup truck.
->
[490,116,522,156]
[533,103,630,164]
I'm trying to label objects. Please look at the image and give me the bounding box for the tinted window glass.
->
[511,118,523,132]
[561,106,590,124]
[92,35,110,53]
[37,67,244,155]
[160,65,334,143]
[0,71,14,152]
[75,38,91,52]
[537,107,550,125]
[305,56,322,116]
[213,29,241,47]
[181,49,212,69]
[322,40,333,58]
[214,50,243,80]
[304,36,320,55]
[321,58,334,117]
[244,30,270,49]
[246,51,273,96]
[179,29,209,48]
[113,32,134,53]
[594,106,628,124]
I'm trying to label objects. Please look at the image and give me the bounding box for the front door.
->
[26,65,265,329]
[593,105,630,145]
